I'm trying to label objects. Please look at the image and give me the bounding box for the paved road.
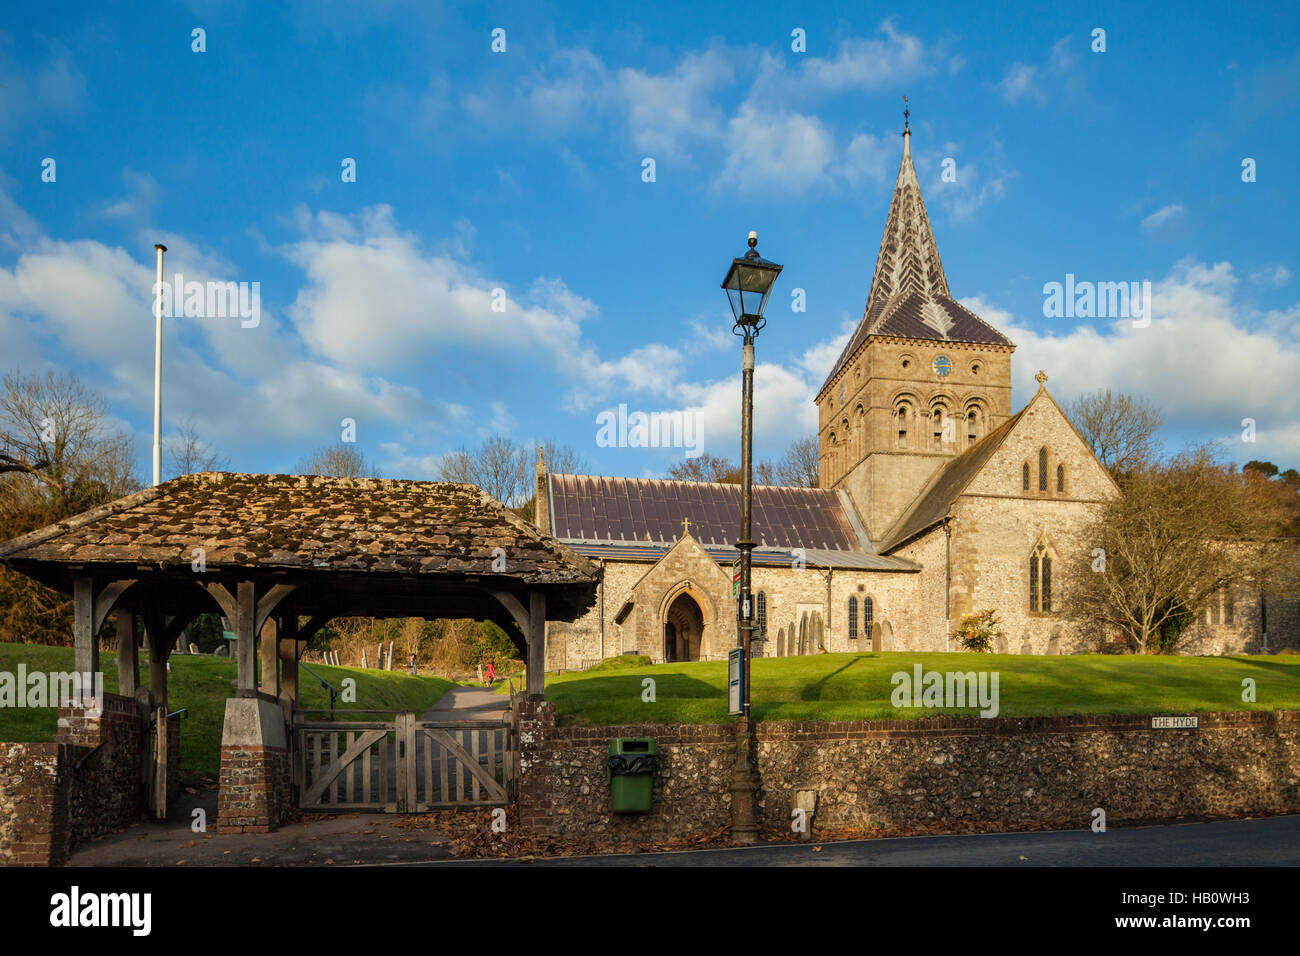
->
[396,814,1300,866]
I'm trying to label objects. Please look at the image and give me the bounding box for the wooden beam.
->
[254,583,297,635]
[73,575,97,676]
[203,581,238,622]
[92,578,137,633]
[235,580,257,696]
[490,590,530,634]
[298,614,331,644]
[279,615,299,702]
[527,590,546,700]
[116,606,138,696]
[260,617,279,697]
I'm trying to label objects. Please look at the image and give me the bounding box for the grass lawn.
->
[536,651,1300,726]
[0,643,454,781]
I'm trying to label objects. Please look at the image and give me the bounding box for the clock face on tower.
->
[933,355,953,377]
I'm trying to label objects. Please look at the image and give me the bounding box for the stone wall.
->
[0,742,67,866]
[515,702,1300,843]
[0,693,159,866]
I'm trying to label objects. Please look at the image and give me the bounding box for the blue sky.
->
[2,0,1298,485]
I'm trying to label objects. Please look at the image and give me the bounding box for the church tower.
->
[816,111,1016,540]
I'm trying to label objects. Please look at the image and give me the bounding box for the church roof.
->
[0,472,599,587]
[547,473,919,571]
[878,406,1028,552]
[819,126,1013,397]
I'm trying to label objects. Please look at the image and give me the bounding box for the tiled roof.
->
[879,407,1027,552]
[547,474,873,552]
[564,542,919,572]
[819,129,1013,396]
[0,472,598,585]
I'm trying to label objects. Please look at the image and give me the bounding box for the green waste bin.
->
[607,738,657,813]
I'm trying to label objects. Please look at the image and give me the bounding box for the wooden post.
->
[527,590,546,700]
[260,617,279,697]
[279,616,299,703]
[236,580,257,696]
[73,576,97,676]
[116,606,138,696]
[148,621,168,712]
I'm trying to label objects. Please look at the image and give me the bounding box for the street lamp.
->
[720,230,782,844]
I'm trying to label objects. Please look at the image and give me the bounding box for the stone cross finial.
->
[1035,370,1048,386]
[681,517,691,536]
[535,446,545,475]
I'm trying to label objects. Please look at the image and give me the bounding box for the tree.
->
[1244,460,1279,478]
[775,436,819,488]
[1065,445,1288,653]
[437,436,586,511]
[1065,389,1164,477]
[166,420,228,478]
[0,369,139,645]
[296,443,380,478]
[667,454,779,486]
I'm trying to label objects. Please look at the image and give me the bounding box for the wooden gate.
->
[294,713,514,812]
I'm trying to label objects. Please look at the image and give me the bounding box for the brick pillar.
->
[216,697,292,832]
[514,698,556,833]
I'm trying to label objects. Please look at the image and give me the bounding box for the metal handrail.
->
[299,660,339,718]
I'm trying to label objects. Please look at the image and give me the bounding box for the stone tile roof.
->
[879,406,1028,552]
[0,472,598,585]
[548,474,876,553]
[819,129,1014,397]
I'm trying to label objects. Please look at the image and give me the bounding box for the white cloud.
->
[716,106,836,195]
[960,259,1300,460]
[1142,202,1186,233]
[998,64,1043,104]
[998,35,1085,106]
[1249,264,1291,287]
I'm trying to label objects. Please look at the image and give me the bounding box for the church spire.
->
[863,103,950,315]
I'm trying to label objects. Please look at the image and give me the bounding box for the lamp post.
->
[720,231,782,844]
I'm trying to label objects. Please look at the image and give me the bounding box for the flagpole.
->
[152,244,166,486]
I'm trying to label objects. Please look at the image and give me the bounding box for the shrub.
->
[956,609,1004,653]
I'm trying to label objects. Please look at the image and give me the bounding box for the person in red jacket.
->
[484,661,496,687]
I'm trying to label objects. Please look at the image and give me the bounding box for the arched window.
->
[854,404,865,460]
[756,591,768,635]
[828,432,837,480]
[966,409,980,446]
[864,596,874,632]
[1056,463,1065,494]
[895,401,911,448]
[1022,462,1030,492]
[1038,447,1048,491]
[847,596,859,639]
[1030,542,1052,612]
[932,405,947,449]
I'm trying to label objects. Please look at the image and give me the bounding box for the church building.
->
[535,120,1292,666]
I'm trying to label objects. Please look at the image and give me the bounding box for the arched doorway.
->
[664,591,705,662]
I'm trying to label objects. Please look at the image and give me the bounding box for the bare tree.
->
[296,443,380,478]
[437,436,587,509]
[166,419,228,478]
[1065,389,1164,477]
[1065,445,1288,653]
[775,436,820,488]
[668,454,774,485]
[0,369,139,644]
